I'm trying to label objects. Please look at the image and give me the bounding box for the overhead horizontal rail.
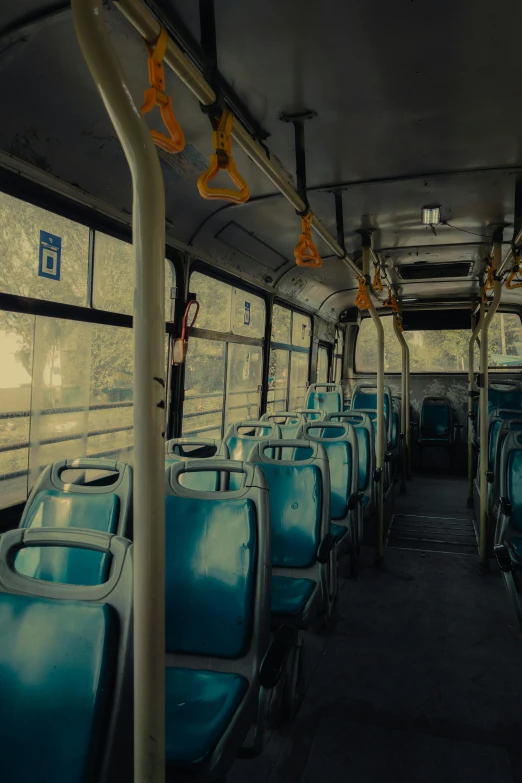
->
[112,0,362,279]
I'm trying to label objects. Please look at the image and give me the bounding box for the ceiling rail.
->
[112,0,362,280]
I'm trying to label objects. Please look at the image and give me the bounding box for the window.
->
[0,191,89,306]
[355,313,522,373]
[267,305,311,413]
[182,271,266,437]
[93,232,176,320]
[333,328,344,383]
[317,345,330,383]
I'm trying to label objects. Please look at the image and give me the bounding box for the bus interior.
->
[1,1,522,781]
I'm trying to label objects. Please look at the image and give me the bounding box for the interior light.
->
[421,206,441,225]
[401,297,418,303]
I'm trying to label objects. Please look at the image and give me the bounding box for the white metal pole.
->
[479,247,502,573]
[362,243,385,562]
[72,1,166,780]
[467,300,485,508]
[393,313,408,493]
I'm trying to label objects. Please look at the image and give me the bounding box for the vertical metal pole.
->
[405,340,411,479]
[362,239,385,562]
[72,2,166,781]
[467,301,484,507]
[334,192,346,252]
[393,313,408,493]
[479,246,502,573]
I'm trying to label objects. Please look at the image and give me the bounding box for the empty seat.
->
[165,437,229,490]
[326,411,375,514]
[351,383,393,446]
[17,458,132,585]
[250,439,335,626]
[292,408,327,422]
[486,416,522,525]
[224,420,281,489]
[305,383,343,415]
[473,380,522,446]
[164,460,295,777]
[261,411,305,439]
[0,527,134,783]
[298,421,362,569]
[419,397,453,444]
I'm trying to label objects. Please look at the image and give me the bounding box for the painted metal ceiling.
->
[1,0,522,319]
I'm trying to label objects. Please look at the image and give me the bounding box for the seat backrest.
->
[487,410,522,472]
[475,381,522,445]
[164,461,270,683]
[492,418,522,500]
[165,438,229,491]
[224,420,281,489]
[260,411,305,440]
[298,421,358,521]
[499,431,522,531]
[391,410,399,451]
[18,458,132,585]
[250,439,330,568]
[0,527,133,783]
[293,408,327,422]
[419,397,452,441]
[326,411,374,494]
[305,383,343,415]
[351,384,392,439]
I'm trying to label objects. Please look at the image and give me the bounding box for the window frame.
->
[354,312,522,375]
[267,301,312,412]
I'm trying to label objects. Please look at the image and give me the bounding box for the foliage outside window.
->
[267,305,311,413]
[355,313,522,373]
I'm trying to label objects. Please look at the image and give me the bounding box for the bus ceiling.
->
[1,0,522,318]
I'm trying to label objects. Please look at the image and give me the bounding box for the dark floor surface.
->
[229,475,522,783]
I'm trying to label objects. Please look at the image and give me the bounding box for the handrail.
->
[72,1,166,780]
[393,312,409,493]
[467,299,484,507]
[112,0,362,279]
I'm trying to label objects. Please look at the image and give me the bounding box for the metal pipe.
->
[467,300,485,507]
[479,248,502,572]
[362,243,385,561]
[393,313,408,493]
[72,1,166,780]
[112,0,363,279]
[405,339,411,478]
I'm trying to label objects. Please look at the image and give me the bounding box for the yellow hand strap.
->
[197,110,250,204]
[355,277,372,310]
[294,212,322,268]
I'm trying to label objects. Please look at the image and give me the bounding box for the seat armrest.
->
[500,497,513,516]
[317,533,337,564]
[259,625,298,689]
[348,491,364,511]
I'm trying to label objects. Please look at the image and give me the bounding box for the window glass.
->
[231,288,265,338]
[272,304,291,344]
[355,314,522,373]
[225,344,263,429]
[182,338,225,439]
[289,352,309,409]
[0,191,89,306]
[292,313,312,348]
[189,271,231,332]
[93,232,175,320]
[334,328,344,383]
[267,349,289,414]
[317,346,329,383]
[0,312,34,509]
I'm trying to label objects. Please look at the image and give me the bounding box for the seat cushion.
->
[331,522,348,540]
[165,668,248,766]
[271,575,315,616]
[17,490,119,584]
[0,593,116,783]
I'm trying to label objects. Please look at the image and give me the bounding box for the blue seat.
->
[326,411,375,514]
[298,421,362,563]
[0,528,134,783]
[250,439,335,626]
[351,383,393,446]
[165,437,229,490]
[261,412,305,459]
[305,383,343,415]
[292,407,327,422]
[488,417,522,522]
[17,458,132,585]
[224,420,281,489]
[473,380,522,446]
[419,397,453,444]
[164,460,295,777]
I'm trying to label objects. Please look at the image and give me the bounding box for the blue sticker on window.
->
[38,231,61,281]
[244,301,251,325]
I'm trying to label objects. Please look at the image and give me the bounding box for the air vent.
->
[215,222,288,272]
[395,262,473,281]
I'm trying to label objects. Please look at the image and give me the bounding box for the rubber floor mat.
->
[387,514,477,555]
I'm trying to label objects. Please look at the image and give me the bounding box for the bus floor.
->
[229,474,522,783]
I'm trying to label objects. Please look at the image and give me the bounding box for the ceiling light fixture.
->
[401,297,418,303]
[421,206,441,225]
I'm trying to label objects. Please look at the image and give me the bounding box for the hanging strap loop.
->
[180,299,200,341]
[383,287,399,313]
[505,250,522,289]
[355,277,372,310]
[294,212,322,268]
[141,28,185,154]
[372,263,383,292]
[197,110,250,203]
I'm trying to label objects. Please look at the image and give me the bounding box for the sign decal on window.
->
[244,301,251,325]
[38,231,62,281]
